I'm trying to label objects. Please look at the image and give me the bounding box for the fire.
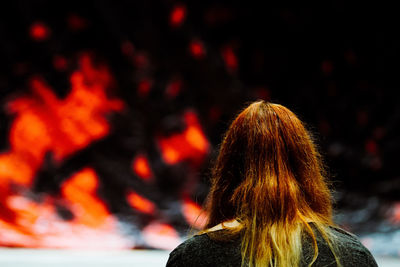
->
[79,54,114,87]
[30,22,50,41]
[158,111,210,165]
[0,51,210,249]
[222,46,238,73]
[170,5,186,27]
[0,153,36,186]
[190,40,206,59]
[61,168,111,228]
[0,54,129,248]
[132,155,153,181]
[126,191,156,215]
[185,125,208,152]
[5,54,124,165]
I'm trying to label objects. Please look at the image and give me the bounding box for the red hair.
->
[204,101,340,267]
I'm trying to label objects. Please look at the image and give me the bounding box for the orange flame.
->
[1,54,124,186]
[132,155,153,181]
[0,54,129,248]
[158,111,210,165]
[126,190,156,215]
[61,168,110,228]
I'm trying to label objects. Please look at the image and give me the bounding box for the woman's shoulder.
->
[308,223,369,249]
[300,224,378,266]
[328,226,371,250]
[170,231,215,255]
[166,230,241,267]
[327,226,378,266]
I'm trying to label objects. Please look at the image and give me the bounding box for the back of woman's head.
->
[204,101,337,267]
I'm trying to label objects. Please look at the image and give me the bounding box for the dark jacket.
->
[166,226,378,267]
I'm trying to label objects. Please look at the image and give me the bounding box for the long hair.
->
[203,101,340,267]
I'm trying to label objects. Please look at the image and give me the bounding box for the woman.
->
[166,101,377,267]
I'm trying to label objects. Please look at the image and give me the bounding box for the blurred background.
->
[0,1,399,266]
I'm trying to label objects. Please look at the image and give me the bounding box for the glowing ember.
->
[132,155,153,181]
[30,22,50,41]
[185,126,208,151]
[158,111,210,165]
[221,46,238,73]
[190,40,206,59]
[170,5,186,27]
[137,79,152,97]
[126,191,156,215]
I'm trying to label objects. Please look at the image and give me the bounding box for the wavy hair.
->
[203,101,340,267]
